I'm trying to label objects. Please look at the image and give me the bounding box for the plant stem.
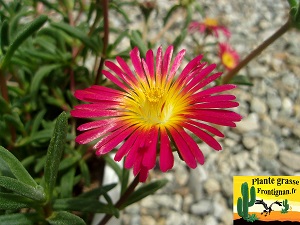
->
[0,70,9,102]
[95,0,109,85]
[98,174,140,225]
[222,18,291,84]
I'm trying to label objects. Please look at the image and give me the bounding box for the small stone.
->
[242,135,257,150]
[190,200,213,216]
[203,215,218,225]
[251,97,267,114]
[204,178,221,195]
[281,97,293,115]
[175,164,189,186]
[235,113,260,133]
[141,216,156,225]
[279,150,300,170]
[260,138,279,159]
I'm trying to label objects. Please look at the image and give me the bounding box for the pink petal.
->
[145,49,155,79]
[168,126,197,169]
[77,118,118,131]
[185,114,237,127]
[162,45,173,77]
[193,101,239,109]
[182,64,216,94]
[71,109,121,118]
[192,84,236,99]
[159,127,174,172]
[184,120,224,138]
[167,49,186,83]
[138,167,149,182]
[102,70,129,91]
[114,130,140,161]
[142,127,159,169]
[189,72,222,94]
[156,46,163,83]
[75,120,121,144]
[130,47,146,82]
[124,132,145,169]
[95,125,137,155]
[105,61,134,86]
[176,128,205,164]
[116,56,138,85]
[182,123,222,151]
[191,94,236,103]
[177,55,203,85]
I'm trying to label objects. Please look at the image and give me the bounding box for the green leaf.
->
[229,75,253,86]
[30,64,62,95]
[60,167,75,198]
[53,198,118,216]
[0,193,36,210]
[79,159,90,186]
[172,29,187,53]
[103,155,122,180]
[58,153,81,171]
[130,30,147,58]
[0,15,48,69]
[107,29,129,55]
[0,176,45,202]
[15,129,53,147]
[0,213,42,225]
[121,179,168,209]
[1,20,9,54]
[78,183,117,199]
[120,167,129,195]
[50,22,99,52]
[0,146,37,187]
[43,112,68,201]
[163,5,180,25]
[47,211,85,225]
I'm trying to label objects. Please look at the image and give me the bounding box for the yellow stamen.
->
[222,52,236,69]
[204,18,218,27]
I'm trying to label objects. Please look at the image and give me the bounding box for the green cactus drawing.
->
[237,182,256,220]
[281,199,289,214]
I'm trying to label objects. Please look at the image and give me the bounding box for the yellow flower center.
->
[145,87,164,103]
[222,52,236,69]
[121,81,189,128]
[204,18,218,27]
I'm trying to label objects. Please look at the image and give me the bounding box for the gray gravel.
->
[101,1,300,225]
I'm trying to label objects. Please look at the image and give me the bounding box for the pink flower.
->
[71,46,242,182]
[219,43,239,70]
[188,18,231,38]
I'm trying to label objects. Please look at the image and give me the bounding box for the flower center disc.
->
[204,18,218,27]
[222,52,235,69]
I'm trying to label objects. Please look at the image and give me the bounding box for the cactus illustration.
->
[237,182,256,220]
[281,199,289,214]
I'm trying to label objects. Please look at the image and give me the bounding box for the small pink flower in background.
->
[219,42,240,70]
[188,18,231,38]
[71,46,242,182]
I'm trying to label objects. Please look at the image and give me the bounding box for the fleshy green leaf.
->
[0,15,48,69]
[78,183,117,199]
[43,112,68,201]
[163,5,181,25]
[0,176,45,202]
[1,20,9,54]
[130,30,147,58]
[79,159,90,186]
[60,167,75,198]
[103,155,122,180]
[121,179,168,209]
[47,211,86,225]
[50,22,100,52]
[30,64,62,95]
[0,146,37,187]
[0,213,42,225]
[53,198,118,216]
[229,75,253,86]
[0,193,37,210]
